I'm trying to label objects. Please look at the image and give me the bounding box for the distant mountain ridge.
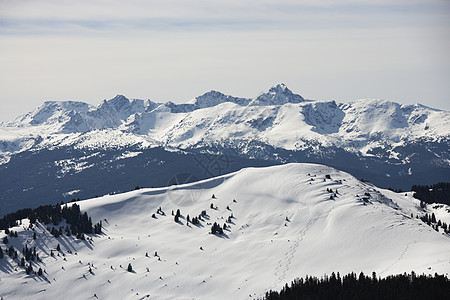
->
[1,83,448,162]
[0,84,449,214]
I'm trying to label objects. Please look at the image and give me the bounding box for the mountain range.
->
[0,84,449,215]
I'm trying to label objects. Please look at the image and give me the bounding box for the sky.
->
[0,0,449,122]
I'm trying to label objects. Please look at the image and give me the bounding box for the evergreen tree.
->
[127,263,133,272]
[25,264,33,275]
[211,222,224,235]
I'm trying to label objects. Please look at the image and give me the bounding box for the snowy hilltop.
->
[1,163,450,299]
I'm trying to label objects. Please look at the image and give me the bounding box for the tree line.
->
[263,271,450,300]
[412,182,450,205]
[0,203,101,236]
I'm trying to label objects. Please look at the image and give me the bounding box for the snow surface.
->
[1,163,449,299]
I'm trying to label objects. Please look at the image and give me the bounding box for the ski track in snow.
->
[267,202,337,295]
[379,240,417,276]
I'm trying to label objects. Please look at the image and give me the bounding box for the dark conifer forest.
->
[0,203,101,236]
[412,182,450,205]
[263,271,450,300]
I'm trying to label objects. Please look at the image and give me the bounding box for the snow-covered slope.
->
[1,163,449,299]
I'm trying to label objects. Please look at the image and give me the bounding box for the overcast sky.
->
[0,0,449,122]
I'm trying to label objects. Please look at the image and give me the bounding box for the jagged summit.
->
[11,100,92,126]
[105,94,130,111]
[193,90,251,108]
[249,83,305,106]
[191,84,304,108]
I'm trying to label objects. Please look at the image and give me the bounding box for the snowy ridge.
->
[1,163,449,299]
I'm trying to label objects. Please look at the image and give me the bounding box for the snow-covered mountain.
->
[0,84,449,215]
[2,83,447,157]
[1,163,449,299]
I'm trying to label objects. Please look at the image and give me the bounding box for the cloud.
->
[1,0,449,35]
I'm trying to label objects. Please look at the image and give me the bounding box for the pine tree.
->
[56,244,61,251]
[127,263,133,272]
[0,247,3,259]
[26,264,33,275]
[211,222,223,235]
